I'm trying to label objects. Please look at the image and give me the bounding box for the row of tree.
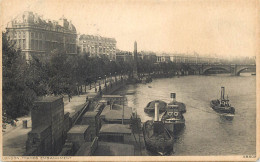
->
[2,32,191,119]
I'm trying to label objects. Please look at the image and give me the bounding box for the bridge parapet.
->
[187,64,256,76]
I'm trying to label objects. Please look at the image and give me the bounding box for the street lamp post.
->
[122,96,125,124]
[115,72,117,83]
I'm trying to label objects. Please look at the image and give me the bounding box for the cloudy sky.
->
[1,0,258,57]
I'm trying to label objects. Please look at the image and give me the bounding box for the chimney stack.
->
[154,101,159,121]
[171,93,176,102]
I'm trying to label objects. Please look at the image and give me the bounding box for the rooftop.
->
[7,11,76,33]
[100,104,132,120]
[83,111,99,117]
[100,124,131,134]
[68,125,89,134]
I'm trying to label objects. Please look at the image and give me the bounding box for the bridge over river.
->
[188,64,256,76]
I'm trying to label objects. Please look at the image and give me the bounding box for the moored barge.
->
[143,101,174,155]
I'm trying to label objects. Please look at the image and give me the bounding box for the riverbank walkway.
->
[2,75,128,156]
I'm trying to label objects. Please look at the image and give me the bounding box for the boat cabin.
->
[219,87,231,107]
[166,105,179,116]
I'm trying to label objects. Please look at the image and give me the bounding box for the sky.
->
[1,0,258,57]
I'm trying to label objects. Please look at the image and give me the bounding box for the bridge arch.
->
[235,67,248,76]
[202,66,230,74]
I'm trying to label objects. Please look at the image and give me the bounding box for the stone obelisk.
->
[133,41,138,79]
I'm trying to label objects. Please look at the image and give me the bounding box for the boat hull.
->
[164,120,185,135]
[210,100,235,114]
[144,108,166,113]
[143,121,173,155]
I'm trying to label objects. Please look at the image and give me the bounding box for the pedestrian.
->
[69,94,72,102]
[11,120,14,126]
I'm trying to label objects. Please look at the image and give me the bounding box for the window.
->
[18,32,21,38]
[31,40,34,49]
[22,32,25,38]
[35,40,38,50]
[18,39,21,48]
[31,32,34,39]
[39,40,42,50]
[23,39,26,49]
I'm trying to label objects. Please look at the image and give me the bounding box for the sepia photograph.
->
[0,0,258,161]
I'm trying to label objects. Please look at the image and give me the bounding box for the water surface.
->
[114,73,256,155]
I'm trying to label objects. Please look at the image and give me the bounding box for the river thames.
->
[115,73,256,155]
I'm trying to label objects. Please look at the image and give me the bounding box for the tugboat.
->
[144,100,167,113]
[168,93,186,113]
[161,93,185,134]
[143,101,174,155]
[161,105,185,135]
[210,87,235,114]
[168,101,186,113]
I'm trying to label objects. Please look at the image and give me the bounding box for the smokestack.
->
[171,93,176,102]
[221,87,225,100]
[154,101,159,121]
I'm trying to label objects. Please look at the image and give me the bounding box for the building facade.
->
[6,11,77,60]
[115,51,133,62]
[139,51,157,63]
[78,34,117,60]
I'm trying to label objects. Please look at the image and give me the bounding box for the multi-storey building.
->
[6,11,77,60]
[78,34,117,60]
[115,50,133,62]
[139,51,157,63]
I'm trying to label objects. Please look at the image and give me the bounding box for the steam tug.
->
[210,87,235,114]
[167,93,186,113]
[161,93,185,135]
[143,101,174,155]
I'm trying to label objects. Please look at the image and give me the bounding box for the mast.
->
[171,93,176,102]
[154,101,159,121]
[221,87,225,101]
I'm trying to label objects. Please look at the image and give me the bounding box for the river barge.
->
[210,87,235,114]
[144,100,167,113]
[143,101,174,155]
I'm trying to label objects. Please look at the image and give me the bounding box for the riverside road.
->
[115,73,256,156]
